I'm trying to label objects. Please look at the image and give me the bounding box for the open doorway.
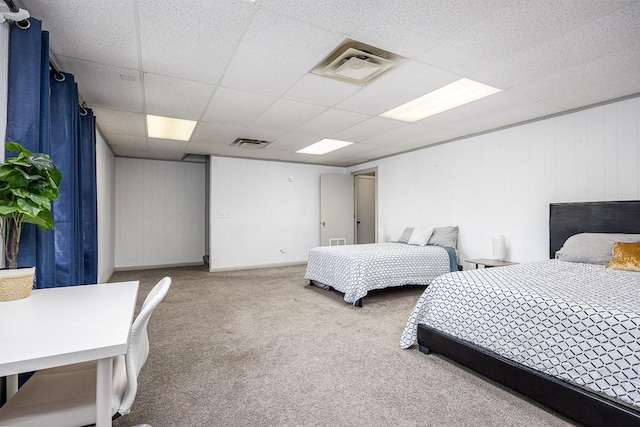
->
[353,169,377,244]
[319,168,377,246]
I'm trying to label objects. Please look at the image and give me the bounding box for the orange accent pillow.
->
[606,242,640,272]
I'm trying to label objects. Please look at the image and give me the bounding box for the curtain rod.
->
[3,0,18,13]
[3,0,84,111]
[2,1,62,76]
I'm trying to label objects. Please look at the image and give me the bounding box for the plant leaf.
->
[17,197,43,218]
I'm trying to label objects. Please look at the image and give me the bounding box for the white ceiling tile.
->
[413,90,555,130]
[252,99,327,131]
[137,0,254,83]
[239,127,288,142]
[472,2,640,89]
[283,74,362,107]
[419,0,632,74]
[58,57,143,112]
[185,143,278,160]
[201,87,277,125]
[352,0,512,58]
[221,9,344,96]
[105,134,150,158]
[447,100,567,137]
[189,121,286,151]
[143,73,215,120]
[23,0,139,68]
[144,151,186,161]
[260,0,379,34]
[148,138,188,157]
[103,134,149,150]
[335,61,459,115]
[266,133,322,152]
[294,108,370,136]
[320,142,379,159]
[349,145,413,161]
[92,107,146,136]
[190,122,245,146]
[110,147,150,159]
[332,117,407,142]
[510,49,640,110]
[360,122,441,147]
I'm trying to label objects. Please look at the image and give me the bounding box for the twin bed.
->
[305,226,458,306]
[402,201,640,427]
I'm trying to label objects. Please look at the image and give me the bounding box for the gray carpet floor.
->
[110,264,577,427]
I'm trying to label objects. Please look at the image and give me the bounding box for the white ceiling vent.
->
[230,138,272,149]
[311,39,406,86]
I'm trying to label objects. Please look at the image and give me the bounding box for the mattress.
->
[400,260,640,408]
[305,242,454,303]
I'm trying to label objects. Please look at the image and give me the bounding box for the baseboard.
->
[208,261,306,272]
[114,261,204,272]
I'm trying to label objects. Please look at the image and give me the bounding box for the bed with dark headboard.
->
[407,201,640,427]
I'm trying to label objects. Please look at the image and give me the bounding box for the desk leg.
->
[6,374,18,398]
[96,357,113,427]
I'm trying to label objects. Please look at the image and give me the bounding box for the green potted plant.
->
[0,141,61,301]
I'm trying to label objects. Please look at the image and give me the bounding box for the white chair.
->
[0,277,172,427]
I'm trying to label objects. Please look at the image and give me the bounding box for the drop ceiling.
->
[14,0,640,167]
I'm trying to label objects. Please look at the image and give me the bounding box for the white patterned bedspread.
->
[305,242,451,303]
[401,260,640,409]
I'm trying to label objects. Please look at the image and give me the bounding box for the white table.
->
[0,281,139,427]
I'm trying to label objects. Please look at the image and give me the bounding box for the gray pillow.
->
[555,233,640,265]
[397,227,414,244]
[428,226,459,249]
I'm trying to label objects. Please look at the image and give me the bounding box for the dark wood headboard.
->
[549,200,640,259]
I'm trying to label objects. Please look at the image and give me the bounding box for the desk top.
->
[0,281,139,376]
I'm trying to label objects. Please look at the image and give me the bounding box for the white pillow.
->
[408,227,433,246]
[397,227,414,243]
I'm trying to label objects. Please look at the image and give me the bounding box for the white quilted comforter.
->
[401,260,640,409]
[305,242,451,303]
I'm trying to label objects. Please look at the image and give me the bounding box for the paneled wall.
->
[96,131,115,282]
[350,96,640,268]
[209,156,344,270]
[114,158,206,269]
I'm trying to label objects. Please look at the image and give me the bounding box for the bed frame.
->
[417,200,640,427]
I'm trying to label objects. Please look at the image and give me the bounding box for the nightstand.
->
[466,258,517,269]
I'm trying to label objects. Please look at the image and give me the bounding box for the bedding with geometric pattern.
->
[305,242,453,304]
[400,260,640,409]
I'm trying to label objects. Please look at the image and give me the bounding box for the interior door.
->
[355,176,376,244]
[320,174,354,246]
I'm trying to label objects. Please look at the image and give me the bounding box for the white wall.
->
[209,156,344,271]
[96,130,115,282]
[114,158,206,269]
[350,96,640,268]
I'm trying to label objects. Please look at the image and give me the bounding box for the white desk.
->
[0,281,139,427]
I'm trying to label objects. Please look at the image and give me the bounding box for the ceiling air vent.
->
[230,138,272,149]
[311,39,406,86]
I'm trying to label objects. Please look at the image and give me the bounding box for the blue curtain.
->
[5,18,98,287]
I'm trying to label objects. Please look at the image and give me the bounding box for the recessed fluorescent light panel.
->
[296,139,353,155]
[147,114,197,141]
[380,78,501,122]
